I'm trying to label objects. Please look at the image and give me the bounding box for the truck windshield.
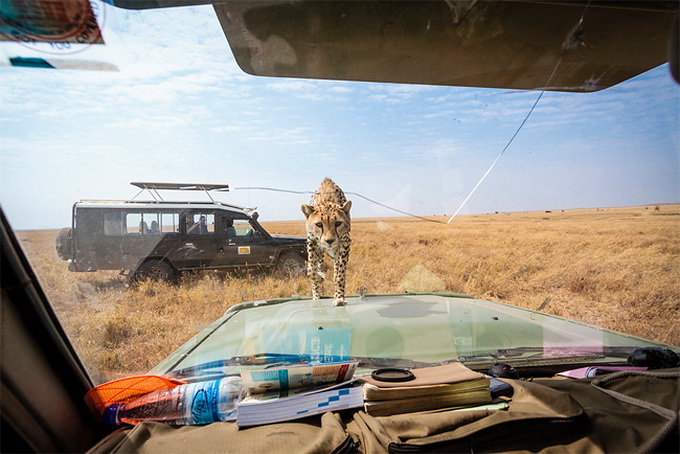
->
[0,1,677,385]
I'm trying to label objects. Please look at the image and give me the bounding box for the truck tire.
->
[277,252,305,277]
[55,228,72,260]
[134,259,177,282]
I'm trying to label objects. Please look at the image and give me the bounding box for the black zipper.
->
[331,435,360,454]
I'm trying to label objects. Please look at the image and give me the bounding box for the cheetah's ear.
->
[341,200,352,215]
[301,204,314,218]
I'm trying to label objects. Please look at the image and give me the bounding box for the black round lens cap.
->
[488,363,519,379]
[370,368,416,382]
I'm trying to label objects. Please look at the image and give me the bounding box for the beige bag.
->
[90,370,679,454]
[345,370,679,453]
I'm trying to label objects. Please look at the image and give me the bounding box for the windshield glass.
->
[1,1,678,384]
[150,294,669,381]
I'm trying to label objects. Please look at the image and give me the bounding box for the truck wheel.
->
[277,252,305,277]
[135,260,176,282]
[55,228,72,260]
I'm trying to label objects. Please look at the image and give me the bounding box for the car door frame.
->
[179,210,223,269]
[218,213,274,268]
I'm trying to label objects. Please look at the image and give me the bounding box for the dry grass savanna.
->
[16,204,680,384]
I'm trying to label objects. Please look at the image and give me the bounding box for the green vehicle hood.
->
[151,293,677,379]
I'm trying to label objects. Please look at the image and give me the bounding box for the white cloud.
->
[263,79,355,102]
[329,86,353,94]
[266,80,318,92]
[0,4,677,229]
[244,126,316,146]
[211,125,245,133]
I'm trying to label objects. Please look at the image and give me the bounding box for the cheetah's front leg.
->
[307,241,324,300]
[332,249,350,307]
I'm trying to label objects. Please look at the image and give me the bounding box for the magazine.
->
[240,362,358,393]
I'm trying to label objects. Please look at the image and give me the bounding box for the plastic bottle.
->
[102,376,243,426]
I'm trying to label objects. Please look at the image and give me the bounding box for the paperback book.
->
[236,380,363,427]
[362,362,493,416]
[240,361,358,393]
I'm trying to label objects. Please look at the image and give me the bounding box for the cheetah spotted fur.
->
[301,178,352,307]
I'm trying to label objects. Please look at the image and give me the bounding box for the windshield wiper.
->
[169,347,646,379]
[455,346,639,364]
[168,353,432,379]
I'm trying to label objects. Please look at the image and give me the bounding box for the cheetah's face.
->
[301,201,351,248]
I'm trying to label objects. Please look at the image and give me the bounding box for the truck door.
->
[181,211,223,269]
[220,217,272,267]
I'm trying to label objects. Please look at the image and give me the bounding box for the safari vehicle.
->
[1,0,679,453]
[56,183,307,280]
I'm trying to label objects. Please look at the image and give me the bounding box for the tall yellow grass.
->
[17,204,680,384]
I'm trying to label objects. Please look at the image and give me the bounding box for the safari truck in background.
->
[55,183,307,281]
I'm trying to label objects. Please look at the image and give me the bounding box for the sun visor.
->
[214,0,679,92]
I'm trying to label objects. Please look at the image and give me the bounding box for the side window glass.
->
[126,213,143,234]
[161,212,179,234]
[234,220,253,237]
[186,213,215,235]
[104,212,123,236]
[140,213,158,235]
[224,217,237,238]
[109,212,179,235]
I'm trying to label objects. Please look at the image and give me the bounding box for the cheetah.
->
[301,178,352,307]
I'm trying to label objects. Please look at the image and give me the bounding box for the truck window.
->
[160,213,179,234]
[186,213,215,235]
[223,218,253,238]
[126,213,145,234]
[110,212,181,235]
[233,220,253,237]
[104,212,124,236]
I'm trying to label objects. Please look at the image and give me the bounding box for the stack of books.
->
[362,362,493,416]
[235,361,507,426]
[236,380,363,427]
[236,362,362,427]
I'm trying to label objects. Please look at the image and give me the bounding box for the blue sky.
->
[1,3,678,230]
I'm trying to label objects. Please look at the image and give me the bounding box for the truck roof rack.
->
[130,182,230,192]
[129,182,256,212]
